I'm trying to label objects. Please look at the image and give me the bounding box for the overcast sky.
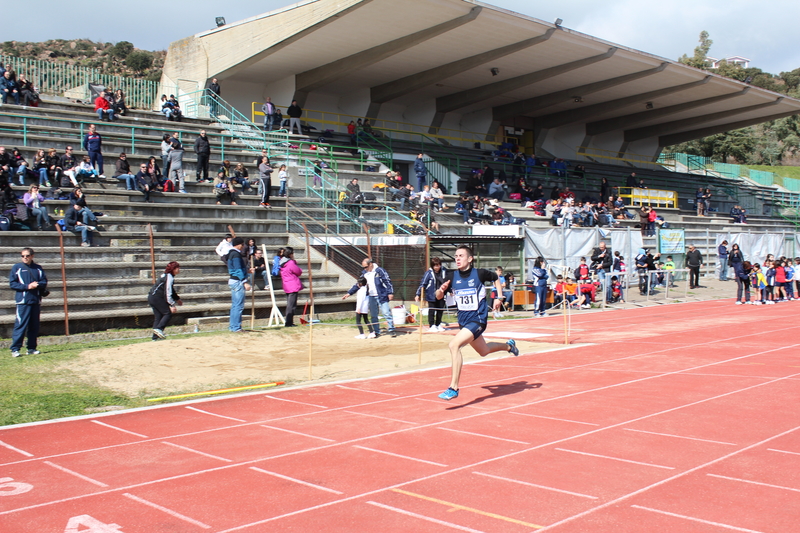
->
[4,0,799,75]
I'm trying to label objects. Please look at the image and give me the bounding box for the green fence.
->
[0,54,159,110]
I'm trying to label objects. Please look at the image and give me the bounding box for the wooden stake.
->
[55,225,70,336]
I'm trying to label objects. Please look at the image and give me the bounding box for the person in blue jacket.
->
[226,237,254,332]
[415,257,447,332]
[343,258,396,337]
[529,257,549,317]
[82,124,105,178]
[8,247,48,357]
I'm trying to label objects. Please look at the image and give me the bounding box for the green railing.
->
[0,53,159,109]
[267,140,376,176]
[355,129,394,170]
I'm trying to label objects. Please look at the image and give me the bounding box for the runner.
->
[435,245,519,400]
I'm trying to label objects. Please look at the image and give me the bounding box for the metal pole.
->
[56,226,70,336]
[148,223,156,285]
[302,223,315,380]
[250,255,256,330]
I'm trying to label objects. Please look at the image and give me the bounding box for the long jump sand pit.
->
[64,325,554,397]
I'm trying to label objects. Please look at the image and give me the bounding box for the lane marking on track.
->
[91,420,148,438]
[472,472,598,499]
[437,427,529,445]
[262,396,328,409]
[391,488,544,529]
[0,440,33,457]
[343,410,418,425]
[185,406,247,423]
[43,461,108,487]
[249,467,343,494]
[123,492,211,529]
[623,428,737,446]
[161,442,232,462]
[767,448,800,457]
[352,445,447,467]
[259,425,336,442]
[336,385,398,396]
[554,448,674,470]
[366,501,488,532]
[630,505,765,533]
[707,473,800,494]
[510,412,600,426]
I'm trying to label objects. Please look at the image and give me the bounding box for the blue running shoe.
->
[507,339,519,356]
[438,387,459,400]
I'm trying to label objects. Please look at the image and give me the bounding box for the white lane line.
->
[185,406,247,423]
[343,410,418,425]
[263,395,328,409]
[249,467,343,495]
[768,448,800,456]
[631,505,765,533]
[352,445,447,467]
[260,425,336,442]
[437,427,529,445]
[623,428,737,446]
[555,448,674,470]
[91,420,148,438]
[336,385,398,396]
[123,492,211,529]
[708,473,800,494]
[43,461,108,487]
[472,471,597,499]
[511,412,600,426]
[161,442,232,462]
[366,501,487,533]
[0,440,33,457]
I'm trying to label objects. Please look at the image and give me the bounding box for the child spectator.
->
[278,164,288,197]
[271,248,285,276]
[576,257,590,281]
[764,260,776,303]
[353,277,375,339]
[774,259,787,301]
[794,258,800,299]
[609,276,624,303]
[751,263,767,304]
[784,260,795,299]
[664,256,676,287]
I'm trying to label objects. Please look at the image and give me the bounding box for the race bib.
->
[454,287,479,311]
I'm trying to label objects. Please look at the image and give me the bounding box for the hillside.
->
[1,39,164,82]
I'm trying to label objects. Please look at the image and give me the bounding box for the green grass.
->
[745,165,800,180]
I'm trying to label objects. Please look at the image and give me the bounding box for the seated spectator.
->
[429,181,447,211]
[232,162,252,193]
[488,178,505,201]
[252,248,269,290]
[160,95,178,121]
[168,95,182,121]
[1,180,17,221]
[495,266,514,310]
[75,156,99,184]
[95,89,115,121]
[549,158,568,177]
[214,171,239,205]
[113,89,128,116]
[396,183,417,211]
[0,71,20,105]
[63,198,96,246]
[58,146,79,187]
[412,205,439,233]
[613,196,635,219]
[609,275,624,303]
[23,185,51,230]
[17,75,39,106]
[418,184,432,206]
[11,148,28,186]
[133,162,155,202]
[144,156,163,189]
[0,146,12,180]
[114,153,137,190]
[559,187,575,201]
[731,204,748,224]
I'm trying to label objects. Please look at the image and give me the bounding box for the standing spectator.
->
[347,120,357,144]
[343,258,397,338]
[83,124,105,178]
[591,241,613,295]
[8,247,47,357]
[279,247,303,327]
[160,133,172,179]
[261,97,277,131]
[193,130,211,182]
[695,187,705,216]
[703,188,712,214]
[23,185,51,230]
[168,132,186,193]
[148,262,182,340]
[414,153,428,190]
[686,244,703,289]
[287,100,302,134]
[94,89,114,121]
[258,156,273,207]
[206,78,221,116]
[718,240,729,281]
[226,237,254,333]
[529,257,549,317]
[352,278,374,338]
[625,172,637,188]
[0,71,20,105]
[733,259,752,305]
[600,177,610,201]
[415,257,447,332]
[277,164,288,197]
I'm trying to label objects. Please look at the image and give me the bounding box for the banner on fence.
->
[716,232,785,263]
[659,228,685,254]
[524,227,599,279]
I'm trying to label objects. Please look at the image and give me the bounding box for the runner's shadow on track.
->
[446,381,542,410]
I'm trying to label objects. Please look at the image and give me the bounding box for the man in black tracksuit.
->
[193,130,211,182]
[8,247,47,357]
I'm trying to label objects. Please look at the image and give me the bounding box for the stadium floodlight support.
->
[215,17,226,27]
[554,18,563,27]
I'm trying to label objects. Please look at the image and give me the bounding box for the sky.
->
[3,0,799,75]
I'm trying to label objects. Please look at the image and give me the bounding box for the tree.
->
[678,31,712,69]
[125,51,153,73]
[110,41,134,59]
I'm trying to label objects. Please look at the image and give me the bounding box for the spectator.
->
[148,262,182,340]
[591,241,612,286]
[559,187,575,201]
[58,146,79,187]
[396,183,415,211]
[160,95,177,121]
[8,247,47,358]
[488,178,505,201]
[703,188,712,214]
[114,153,135,190]
[206,78,221,116]
[168,132,186,193]
[213,170,238,205]
[193,130,211,182]
[352,278,374,338]
[83,124,105,178]
[415,257,447,332]
[23,185,51,230]
[64,198,95,247]
[686,244,703,289]
[95,89,114,121]
[343,257,397,338]
[215,234,233,263]
[32,149,48,188]
[277,164,288,197]
[258,156,272,208]
[695,187,705,216]
[75,156,99,184]
[271,247,285,276]
[414,153,427,190]
[226,237,254,333]
[625,172,637,188]
[0,71,20,105]
[132,162,155,202]
[279,246,303,327]
[252,248,268,290]
[145,156,162,189]
[429,181,446,211]
[18,75,39,106]
[733,258,752,305]
[494,266,514,310]
[600,177,610,200]
[347,120,356,144]
[167,95,182,121]
[730,204,747,224]
[232,162,252,193]
[718,240,729,281]
[261,97,277,131]
[113,89,127,116]
[286,100,303,134]
[10,148,28,186]
[0,146,13,180]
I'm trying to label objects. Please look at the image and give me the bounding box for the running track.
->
[1,299,799,532]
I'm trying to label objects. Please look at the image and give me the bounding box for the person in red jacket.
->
[95,90,115,122]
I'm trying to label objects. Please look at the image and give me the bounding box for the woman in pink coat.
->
[279,246,303,327]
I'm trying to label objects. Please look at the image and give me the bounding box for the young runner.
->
[435,245,519,401]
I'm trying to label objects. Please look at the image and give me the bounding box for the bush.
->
[110,41,134,59]
[125,51,153,73]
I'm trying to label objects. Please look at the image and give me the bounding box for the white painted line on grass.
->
[707,473,800,494]
[768,448,800,456]
[353,445,447,467]
[472,471,597,499]
[623,428,737,446]
[123,492,211,529]
[0,440,33,457]
[43,461,108,487]
[555,448,674,470]
[630,505,764,533]
[185,406,246,423]
[161,442,232,462]
[259,425,336,442]
[437,427,529,445]
[91,420,148,438]
[343,410,418,425]
[510,412,600,426]
[262,395,328,409]
[249,467,343,494]
[366,501,487,533]
[336,385,398,396]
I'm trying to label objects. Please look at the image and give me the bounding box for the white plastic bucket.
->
[391,307,407,325]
